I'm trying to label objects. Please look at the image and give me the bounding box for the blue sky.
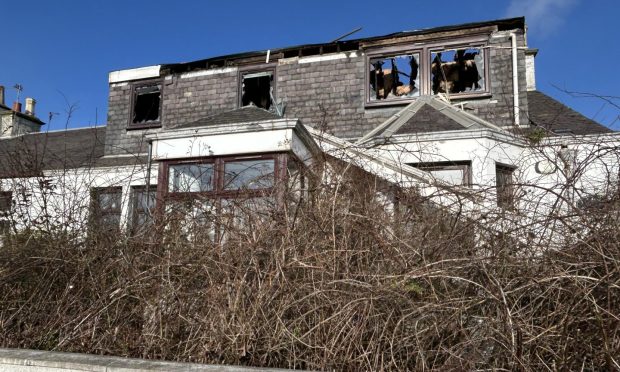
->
[1,0,618,131]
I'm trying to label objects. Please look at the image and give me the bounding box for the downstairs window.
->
[90,187,122,232]
[410,161,472,186]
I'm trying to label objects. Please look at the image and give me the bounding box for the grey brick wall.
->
[104,29,528,156]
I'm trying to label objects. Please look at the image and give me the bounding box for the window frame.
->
[90,187,123,232]
[160,153,287,201]
[0,191,12,236]
[367,49,422,103]
[129,185,157,235]
[128,78,164,130]
[496,163,516,209]
[237,65,277,110]
[0,191,11,217]
[364,35,490,107]
[409,161,472,187]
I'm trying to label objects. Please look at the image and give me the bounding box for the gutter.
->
[511,32,520,127]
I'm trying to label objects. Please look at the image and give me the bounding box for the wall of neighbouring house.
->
[104,28,528,157]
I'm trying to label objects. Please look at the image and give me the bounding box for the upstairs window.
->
[366,40,488,105]
[496,163,516,209]
[431,47,486,95]
[240,71,274,110]
[369,53,420,102]
[130,80,162,128]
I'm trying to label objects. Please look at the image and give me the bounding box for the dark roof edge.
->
[0,103,45,125]
[161,17,525,73]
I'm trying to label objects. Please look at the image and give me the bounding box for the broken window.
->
[241,71,273,110]
[496,163,515,209]
[431,47,485,95]
[131,81,162,126]
[410,161,472,186]
[91,187,122,232]
[369,53,420,101]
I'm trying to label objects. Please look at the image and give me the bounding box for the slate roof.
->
[173,105,282,129]
[0,103,45,125]
[357,95,505,144]
[0,127,106,178]
[527,90,612,135]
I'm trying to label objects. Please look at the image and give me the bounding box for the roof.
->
[527,90,612,135]
[356,95,506,144]
[161,17,525,74]
[0,103,45,125]
[173,105,282,129]
[0,127,106,178]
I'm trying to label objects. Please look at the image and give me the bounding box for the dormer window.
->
[430,47,486,95]
[366,39,489,106]
[240,70,274,110]
[129,79,162,128]
[369,53,420,102]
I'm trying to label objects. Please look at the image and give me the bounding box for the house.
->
[0,17,618,244]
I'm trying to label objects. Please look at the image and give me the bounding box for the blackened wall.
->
[104,29,528,156]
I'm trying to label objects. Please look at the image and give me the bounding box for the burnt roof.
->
[161,17,525,74]
[0,127,106,178]
[174,105,282,129]
[527,90,613,135]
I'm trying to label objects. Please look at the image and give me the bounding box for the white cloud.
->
[505,0,579,37]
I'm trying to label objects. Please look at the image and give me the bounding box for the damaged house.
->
[0,17,618,244]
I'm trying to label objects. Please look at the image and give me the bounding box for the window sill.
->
[126,123,162,131]
[364,92,492,109]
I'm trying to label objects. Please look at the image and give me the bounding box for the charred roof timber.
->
[159,17,525,75]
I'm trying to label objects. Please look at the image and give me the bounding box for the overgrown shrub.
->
[1,159,619,371]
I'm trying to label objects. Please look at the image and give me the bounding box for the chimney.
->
[12,101,22,113]
[25,97,36,116]
[525,48,538,91]
[0,86,4,106]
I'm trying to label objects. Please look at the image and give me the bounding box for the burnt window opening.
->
[409,161,472,186]
[241,71,273,110]
[131,82,162,126]
[431,47,485,95]
[369,53,420,101]
[496,163,516,209]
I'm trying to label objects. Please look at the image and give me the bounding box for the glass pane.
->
[431,48,485,94]
[169,164,214,193]
[0,192,11,213]
[224,160,275,190]
[97,189,121,212]
[431,169,465,185]
[369,53,420,101]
